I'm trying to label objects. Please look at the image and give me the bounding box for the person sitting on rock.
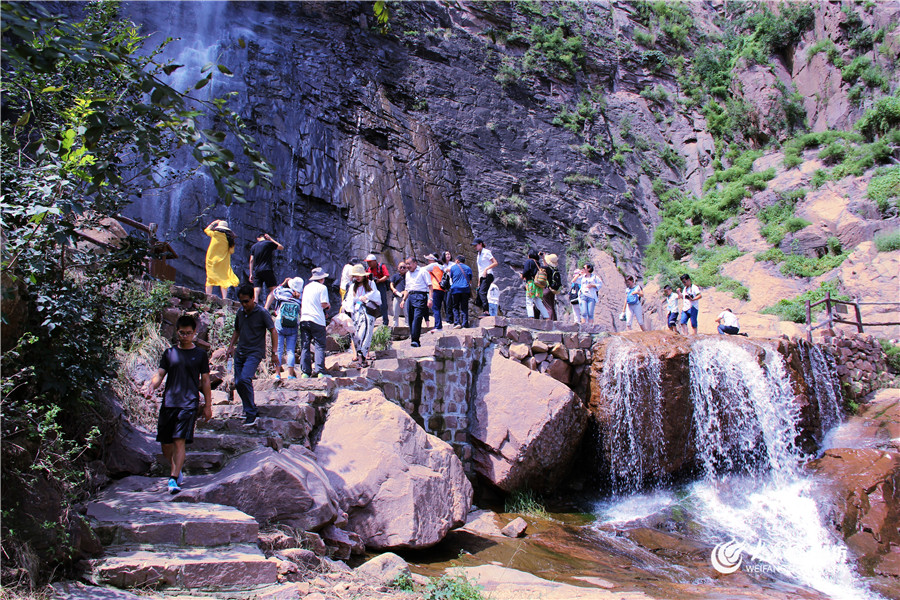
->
[716,308,741,336]
[344,264,381,368]
[663,284,679,332]
[144,314,212,494]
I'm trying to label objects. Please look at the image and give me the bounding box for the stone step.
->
[87,493,258,547]
[189,432,261,454]
[85,544,277,590]
[155,451,226,473]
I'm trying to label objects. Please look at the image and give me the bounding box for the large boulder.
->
[314,389,471,550]
[471,350,588,492]
[807,448,900,577]
[175,447,341,531]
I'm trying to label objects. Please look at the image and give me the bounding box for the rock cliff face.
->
[119,1,898,317]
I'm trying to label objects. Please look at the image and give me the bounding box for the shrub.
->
[780,252,848,278]
[505,489,549,518]
[552,95,596,135]
[811,169,829,189]
[868,167,900,216]
[371,325,392,351]
[878,339,900,373]
[761,281,849,323]
[424,574,485,600]
[522,25,585,80]
[392,572,415,591]
[563,173,600,186]
[826,236,842,255]
[494,57,521,88]
[874,230,900,252]
[634,28,655,47]
[856,95,900,140]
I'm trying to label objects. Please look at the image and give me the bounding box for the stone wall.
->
[822,332,891,400]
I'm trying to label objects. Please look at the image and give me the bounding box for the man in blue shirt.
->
[447,255,473,328]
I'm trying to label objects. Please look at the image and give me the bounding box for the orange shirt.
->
[429,264,444,290]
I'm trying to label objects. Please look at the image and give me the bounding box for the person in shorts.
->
[679,274,702,335]
[144,314,212,494]
[249,232,283,303]
[663,284,679,332]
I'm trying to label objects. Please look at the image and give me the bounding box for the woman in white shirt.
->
[578,264,602,323]
[344,264,381,368]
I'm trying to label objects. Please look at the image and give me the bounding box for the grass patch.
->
[874,229,900,252]
[505,489,549,518]
[564,173,600,186]
[755,248,849,278]
[424,574,485,600]
[757,189,808,246]
[867,166,899,216]
[761,281,849,323]
[371,325,392,352]
[878,339,900,374]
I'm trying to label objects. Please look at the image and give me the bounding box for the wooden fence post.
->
[854,298,864,333]
[806,300,812,343]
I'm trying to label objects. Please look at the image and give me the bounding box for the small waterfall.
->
[599,337,665,494]
[689,339,804,481]
[806,344,844,436]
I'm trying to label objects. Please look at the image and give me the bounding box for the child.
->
[487,281,500,317]
[663,284,679,332]
[144,315,212,494]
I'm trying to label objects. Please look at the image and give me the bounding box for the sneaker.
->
[167,477,181,495]
[175,472,184,486]
[317,373,331,379]
[301,373,310,379]
[287,375,297,380]
[453,324,462,329]
[411,342,420,348]
[242,415,258,428]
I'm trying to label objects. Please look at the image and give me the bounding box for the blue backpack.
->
[280,301,300,329]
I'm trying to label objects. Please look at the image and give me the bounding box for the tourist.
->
[578,264,602,324]
[400,256,432,348]
[248,232,284,303]
[487,280,500,317]
[365,254,391,327]
[570,271,582,324]
[299,267,331,378]
[226,283,280,427]
[271,277,304,379]
[203,219,239,300]
[542,253,562,321]
[340,257,359,302]
[679,273,702,335]
[425,253,446,331]
[344,264,381,368]
[716,308,741,335]
[522,249,549,319]
[473,238,498,315]
[389,261,407,328]
[144,314,211,494]
[622,275,647,331]
[663,284,679,332]
[447,255,473,328]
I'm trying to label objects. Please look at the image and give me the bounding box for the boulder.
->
[174,447,341,531]
[807,448,900,576]
[355,552,410,585]
[471,350,588,492]
[501,517,527,538]
[509,343,531,361]
[314,389,472,550]
[320,524,364,559]
[459,509,504,537]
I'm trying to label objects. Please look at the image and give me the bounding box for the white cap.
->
[288,277,304,293]
[365,254,377,262]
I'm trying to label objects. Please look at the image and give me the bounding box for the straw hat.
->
[545,253,559,267]
[349,264,368,278]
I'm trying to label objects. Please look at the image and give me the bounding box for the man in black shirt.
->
[145,315,212,494]
[249,232,284,303]
[227,283,280,427]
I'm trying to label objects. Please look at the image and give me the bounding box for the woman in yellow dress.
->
[204,219,240,299]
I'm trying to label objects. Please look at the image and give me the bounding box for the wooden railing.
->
[806,292,900,342]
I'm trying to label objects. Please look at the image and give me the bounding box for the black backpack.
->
[548,267,562,292]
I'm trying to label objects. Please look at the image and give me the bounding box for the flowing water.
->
[594,337,884,600]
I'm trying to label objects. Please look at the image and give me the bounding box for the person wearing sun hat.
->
[541,253,562,321]
[299,267,331,378]
[203,219,239,300]
[343,264,381,368]
[365,254,391,327]
[270,276,304,379]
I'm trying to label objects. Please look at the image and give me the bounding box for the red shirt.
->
[366,263,390,283]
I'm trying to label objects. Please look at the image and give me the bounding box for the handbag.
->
[440,269,451,291]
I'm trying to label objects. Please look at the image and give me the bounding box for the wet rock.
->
[500,517,527,538]
[314,388,472,550]
[459,509,504,537]
[471,350,588,492]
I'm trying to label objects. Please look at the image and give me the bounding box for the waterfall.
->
[594,336,880,600]
[689,339,804,481]
[598,337,665,495]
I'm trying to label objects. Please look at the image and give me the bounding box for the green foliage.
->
[392,572,415,591]
[371,325,392,352]
[878,339,900,374]
[552,95,596,136]
[737,2,815,63]
[826,236,843,255]
[775,81,807,133]
[328,333,350,353]
[841,56,888,91]
[874,230,900,252]
[639,49,669,73]
[634,28,655,47]
[424,574,485,600]
[758,189,808,246]
[494,57,521,88]
[867,167,900,216]
[811,169,829,189]
[856,95,900,140]
[640,85,669,105]
[563,174,600,186]
[756,248,849,278]
[566,226,592,267]
[659,145,685,170]
[633,1,694,49]
[693,45,732,97]
[522,25,584,80]
[761,281,849,323]
[505,489,549,518]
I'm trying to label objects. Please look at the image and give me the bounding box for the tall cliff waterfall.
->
[594,337,880,600]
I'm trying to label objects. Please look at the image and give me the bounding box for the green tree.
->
[0,1,272,589]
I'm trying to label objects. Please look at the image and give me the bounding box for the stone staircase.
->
[82,376,373,594]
